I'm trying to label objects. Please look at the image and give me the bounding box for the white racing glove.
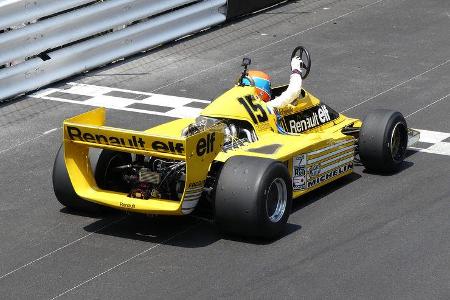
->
[267,56,304,109]
[291,56,303,75]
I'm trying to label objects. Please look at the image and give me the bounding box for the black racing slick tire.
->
[52,144,103,213]
[214,156,292,239]
[359,109,408,173]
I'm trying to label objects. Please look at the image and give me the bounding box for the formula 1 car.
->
[53,47,420,239]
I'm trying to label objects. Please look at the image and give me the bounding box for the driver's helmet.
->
[242,70,272,102]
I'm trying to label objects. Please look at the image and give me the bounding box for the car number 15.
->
[238,95,269,124]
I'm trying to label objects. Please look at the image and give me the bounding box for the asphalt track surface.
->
[0,0,449,298]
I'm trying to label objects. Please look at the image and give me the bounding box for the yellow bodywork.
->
[61,84,362,215]
[63,108,223,215]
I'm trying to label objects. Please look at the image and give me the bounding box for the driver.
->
[242,56,303,111]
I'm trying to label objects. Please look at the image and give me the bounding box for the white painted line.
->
[66,83,116,97]
[408,129,450,157]
[406,93,450,118]
[51,223,198,300]
[410,144,450,157]
[66,82,210,103]
[150,0,385,93]
[425,142,450,156]
[416,129,450,144]
[31,83,209,118]
[32,95,170,117]
[166,106,205,118]
[341,59,450,113]
[43,128,59,135]
[0,217,126,281]
[142,94,208,106]
[67,83,210,103]
[84,95,136,108]
[0,130,58,156]
[71,83,150,95]
[31,88,60,97]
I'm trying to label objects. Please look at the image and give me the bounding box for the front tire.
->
[214,156,292,239]
[358,109,408,173]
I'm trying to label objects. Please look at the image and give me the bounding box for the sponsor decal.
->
[278,105,294,116]
[306,162,353,189]
[67,126,146,149]
[188,180,205,188]
[66,125,186,154]
[283,104,339,133]
[292,154,307,190]
[255,122,272,132]
[293,154,307,167]
[152,140,184,154]
[120,202,135,209]
[292,151,353,191]
[293,175,306,189]
[196,132,215,156]
[308,164,321,176]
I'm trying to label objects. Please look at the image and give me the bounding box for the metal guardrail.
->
[0,0,227,101]
[0,0,95,30]
[0,0,204,65]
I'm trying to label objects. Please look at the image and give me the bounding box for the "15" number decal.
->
[238,95,269,124]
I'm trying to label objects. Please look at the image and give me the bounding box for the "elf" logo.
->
[196,133,215,156]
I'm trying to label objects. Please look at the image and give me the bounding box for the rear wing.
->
[64,108,191,160]
[62,108,224,215]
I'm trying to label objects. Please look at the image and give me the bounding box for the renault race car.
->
[53,47,420,239]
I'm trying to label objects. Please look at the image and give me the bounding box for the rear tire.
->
[214,156,292,239]
[52,144,104,213]
[94,150,132,192]
[358,109,408,173]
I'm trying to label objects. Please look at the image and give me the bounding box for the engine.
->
[182,116,258,152]
[117,156,186,200]
[115,117,257,201]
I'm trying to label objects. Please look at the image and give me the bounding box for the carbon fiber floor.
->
[0,0,449,298]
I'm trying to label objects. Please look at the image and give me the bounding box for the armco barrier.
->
[0,0,284,101]
[0,0,206,66]
[0,0,95,30]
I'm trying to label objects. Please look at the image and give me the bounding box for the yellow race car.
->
[53,47,420,239]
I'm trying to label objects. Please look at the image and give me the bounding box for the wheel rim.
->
[390,122,407,162]
[266,178,288,223]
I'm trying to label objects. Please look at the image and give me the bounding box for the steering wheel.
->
[291,46,311,79]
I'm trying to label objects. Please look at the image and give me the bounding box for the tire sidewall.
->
[214,156,292,239]
[256,162,292,238]
[359,110,408,173]
[382,114,407,166]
